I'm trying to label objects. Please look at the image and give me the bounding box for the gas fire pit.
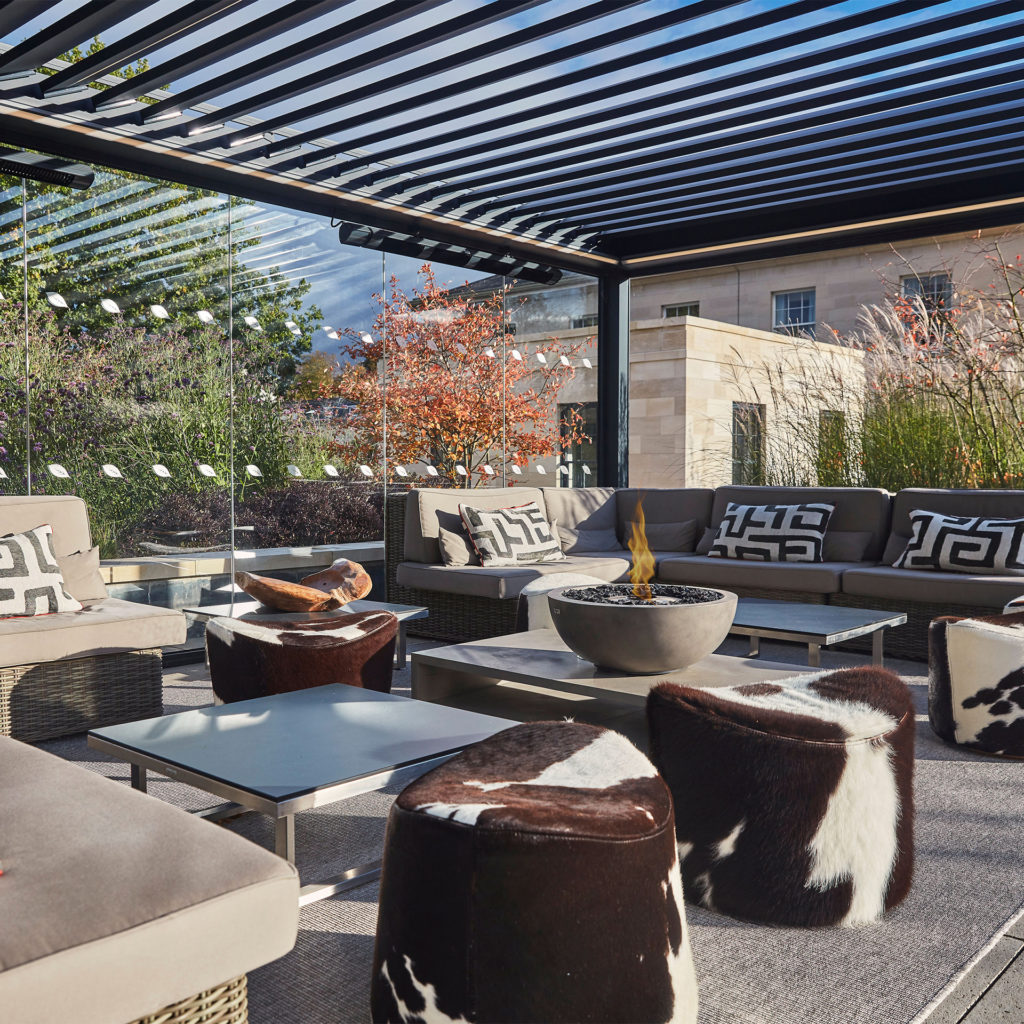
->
[547,583,737,674]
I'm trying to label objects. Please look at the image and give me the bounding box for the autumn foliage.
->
[324,266,593,486]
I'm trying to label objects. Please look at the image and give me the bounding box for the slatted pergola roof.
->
[1,0,1023,282]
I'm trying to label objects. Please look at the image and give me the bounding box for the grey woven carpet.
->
[39,638,1024,1024]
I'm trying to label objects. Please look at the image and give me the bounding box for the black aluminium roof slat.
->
[139,0,420,122]
[575,134,1024,233]
[92,0,347,110]
[351,0,1016,197]
[258,0,737,164]
[499,107,1024,227]
[176,0,550,134]
[489,91,1024,222]
[252,0,752,163]
[40,0,258,95]
[0,0,159,76]
[454,74,1024,217]
[236,0,650,159]
[401,31,1024,210]
[316,0,854,181]
[0,1,54,41]
[602,151,1024,239]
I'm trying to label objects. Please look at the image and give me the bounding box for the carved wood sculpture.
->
[301,558,373,605]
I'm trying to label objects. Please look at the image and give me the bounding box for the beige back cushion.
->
[404,487,547,564]
[710,486,892,562]
[0,496,92,557]
[541,486,617,531]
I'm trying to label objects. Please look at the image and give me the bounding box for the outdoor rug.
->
[40,647,1024,1024]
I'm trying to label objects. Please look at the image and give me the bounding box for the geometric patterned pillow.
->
[895,509,1024,575]
[0,524,84,617]
[709,502,835,562]
[459,501,565,568]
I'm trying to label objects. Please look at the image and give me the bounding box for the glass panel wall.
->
[1,157,601,654]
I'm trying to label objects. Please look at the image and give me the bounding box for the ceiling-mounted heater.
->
[0,149,94,190]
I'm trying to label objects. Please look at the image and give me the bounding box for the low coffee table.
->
[412,629,806,707]
[730,598,907,666]
[184,596,428,669]
[88,685,513,905]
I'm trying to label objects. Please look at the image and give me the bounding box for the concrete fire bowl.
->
[547,583,737,674]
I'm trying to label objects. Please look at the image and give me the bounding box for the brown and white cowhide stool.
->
[647,667,915,928]
[929,610,1024,758]
[206,610,397,704]
[371,721,698,1024]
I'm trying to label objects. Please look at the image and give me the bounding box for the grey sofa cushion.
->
[0,597,186,669]
[822,531,872,563]
[658,555,857,594]
[709,486,891,562]
[397,554,632,599]
[438,525,480,566]
[541,486,617,531]
[626,519,697,552]
[0,736,298,1024]
[558,525,623,553]
[404,487,546,564]
[56,546,107,602]
[615,488,715,542]
[841,566,1024,608]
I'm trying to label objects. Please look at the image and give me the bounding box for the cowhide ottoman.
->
[930,611,1024,758]
[371,721,698,1024]
[647,667,915,928]
[206,610,397,704]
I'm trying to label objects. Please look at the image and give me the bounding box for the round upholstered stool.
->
[205,610,397,704]
[647,667,915,927]
[515,572,607,631]
[371,721,698,1024]
[929,611,1024,758]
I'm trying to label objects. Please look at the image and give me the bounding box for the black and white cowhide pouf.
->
[371,721,698,1024]
[930,610,1024,758]
[205,610,397,704]
[647,667,915,928]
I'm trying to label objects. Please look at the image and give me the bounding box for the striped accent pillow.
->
[0,524,84,617]
[459,502,565,567]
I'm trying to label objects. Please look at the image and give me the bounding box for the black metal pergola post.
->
[596,272,630,488]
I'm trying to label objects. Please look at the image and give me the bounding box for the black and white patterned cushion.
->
[710,502,835,562]
[459,502,565,567]
[895,510,1024,575]
[0,524,84,617]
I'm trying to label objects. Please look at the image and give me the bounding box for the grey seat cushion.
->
[841,566,1024,608]
[0,736,298,1024]
[0,598,186,669]
[657,555,859,594]
[397,554,632,599]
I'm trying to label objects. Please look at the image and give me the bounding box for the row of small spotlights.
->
[0,461,587,482]
[36,293,595,368]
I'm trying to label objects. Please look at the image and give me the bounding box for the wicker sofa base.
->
[133,975,247,1024]
[0,648,164,743]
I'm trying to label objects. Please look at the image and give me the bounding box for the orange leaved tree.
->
[324,265,593,486]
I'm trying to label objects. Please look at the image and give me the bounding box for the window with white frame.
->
[663,302,699,318]
[772,289,816,337]
[900,273,953,312]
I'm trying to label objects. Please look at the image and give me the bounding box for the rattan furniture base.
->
[0,648,163,742]
[133,975,247,1024]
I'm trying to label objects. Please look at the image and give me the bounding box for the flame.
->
[628,499,655,600]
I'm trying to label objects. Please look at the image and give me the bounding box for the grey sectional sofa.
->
[386,486,1024,658]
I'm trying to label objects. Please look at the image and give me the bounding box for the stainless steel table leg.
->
[130,764,147,792]
[396,623,407,670]
[808,642,821,668]
[873,629,884,667]
[275,814,296,863]
[748,635,760,658]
